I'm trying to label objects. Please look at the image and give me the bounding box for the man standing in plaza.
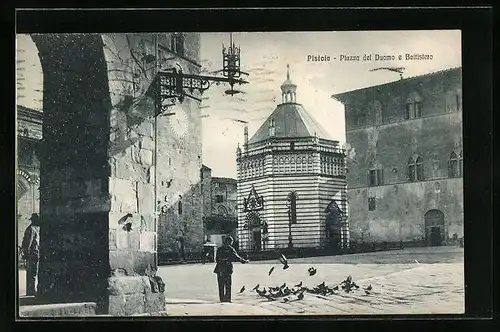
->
[21,213,41,296]
[213,235,249,303]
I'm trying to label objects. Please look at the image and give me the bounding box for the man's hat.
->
[29,213,39,221]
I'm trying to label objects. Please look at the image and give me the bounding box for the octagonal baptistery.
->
[236,66,349,253]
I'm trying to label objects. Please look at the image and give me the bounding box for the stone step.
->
[19,302,97,317]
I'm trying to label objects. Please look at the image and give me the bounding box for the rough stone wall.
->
[337,68,463,245]
[201,166,212,220]
[342,68,462,130]
[103,33,158,280]
[153,33,203,260]
[31,33,189,315]
[347,178,464,243]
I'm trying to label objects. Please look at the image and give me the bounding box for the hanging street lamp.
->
[147,32,249,116]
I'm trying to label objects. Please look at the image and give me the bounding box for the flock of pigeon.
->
[238,253,373,303]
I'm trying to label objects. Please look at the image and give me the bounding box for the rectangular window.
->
[408,164,416,182]
[414,102,422,118]
[369,170,377,186]
[448,160,458,178]
[215,195,224,203]
[369,169,383,186]
[416,163,424,180]
[377,169,383,185]
[368,197,376,211]
[406,103,414,119]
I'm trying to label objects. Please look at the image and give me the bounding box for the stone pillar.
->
[33,33,165,316]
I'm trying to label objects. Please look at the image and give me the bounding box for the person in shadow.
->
[213,235,249,303]
[21,213,41,296]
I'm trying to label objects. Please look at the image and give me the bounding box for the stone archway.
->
[424,209,445,246]
[23,33,165,315]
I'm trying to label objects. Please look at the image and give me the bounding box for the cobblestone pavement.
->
[18,248,464,316]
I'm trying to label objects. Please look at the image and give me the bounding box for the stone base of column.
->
[106,276,166,316]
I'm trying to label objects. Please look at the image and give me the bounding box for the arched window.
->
[448,152,461,178]
[408,156,424,181]
[416,156,424,180]
[287,191,298,224]
[217,205,228,216]
[405,97,414,119]
[406,93,423,119]
[408,157,417,182]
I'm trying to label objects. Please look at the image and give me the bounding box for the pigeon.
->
[279,253,289,270]
[239,286,245,293]
[279,283,286,289]
[268,266,275,276]
[256,288,267,296]
[333,285,339,291]
[263,294,276,301]
[364,290,371,295]
[252,284,260,291]
[297,292,305,300]
[282,297,290,303]
[366,285,372,291]
[318,281,326,288]
[295,281,303,288]
[308,267,317,276]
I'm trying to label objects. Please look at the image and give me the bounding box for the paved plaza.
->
[18,247,464,316]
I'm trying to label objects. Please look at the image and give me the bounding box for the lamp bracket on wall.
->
[146,33,249,117]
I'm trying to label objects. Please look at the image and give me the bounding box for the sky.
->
[16,31,462,178]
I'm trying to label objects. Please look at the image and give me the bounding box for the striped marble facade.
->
[236,66,348,252]
[236,138,348,251]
